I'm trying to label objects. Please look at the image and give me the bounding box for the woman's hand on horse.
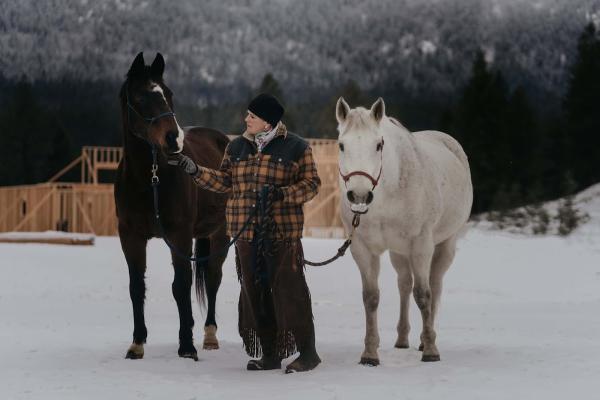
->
[167,153,199,176]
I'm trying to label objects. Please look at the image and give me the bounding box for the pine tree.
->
[450,51,510,212]
[507,87,537,187]
[45,119,75,182]
[254,73,298,132]
[564,22,600,190]
[556,171,588,236]
[257,73,284,102]
[0,78,37,185]
[0,77,73,186]
[315,80,369,139]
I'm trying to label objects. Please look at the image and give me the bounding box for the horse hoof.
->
[359,357,380,366]
[179,352,199,361]
[125,343,144,359]
[418,344,424,352]
[203,342,219,350]
[125,350,143,359]
[203,325,219,350]
[394,341,409,349]
[421,354,441,362]
[178,342,198,361]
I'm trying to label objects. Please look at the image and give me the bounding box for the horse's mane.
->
[388,117,406,130]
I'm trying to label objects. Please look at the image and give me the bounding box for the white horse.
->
[336,97,473,365]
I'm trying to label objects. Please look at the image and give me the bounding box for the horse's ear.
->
[128,52,146,78]
[336,97,351,124]
[150,53,165,80]
[370,97,385,123]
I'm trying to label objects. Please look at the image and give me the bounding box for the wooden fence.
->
[0,183,116,235]
[303,139,344,237]
[0,141,343,237]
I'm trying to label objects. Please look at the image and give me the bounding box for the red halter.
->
[339,138,384,190]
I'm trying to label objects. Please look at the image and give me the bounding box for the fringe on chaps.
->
[235,239,314,358]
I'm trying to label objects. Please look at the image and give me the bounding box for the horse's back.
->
[412,130,469,171]
[183,127,230,169]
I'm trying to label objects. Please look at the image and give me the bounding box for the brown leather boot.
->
[247,355,282,371]
[247,335,281,371]
[285,352,321,373]
[285,331,321,373]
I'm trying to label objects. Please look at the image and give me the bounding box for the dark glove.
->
[167,153,199,176]
[271,186,284,202]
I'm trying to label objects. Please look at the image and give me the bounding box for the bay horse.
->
[336,97,473,365]
[115,52,229,360]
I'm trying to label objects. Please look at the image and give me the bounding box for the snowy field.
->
[2,207,600,399]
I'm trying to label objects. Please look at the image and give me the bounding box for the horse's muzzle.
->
[165,130,182,154]
[347,190,373,205]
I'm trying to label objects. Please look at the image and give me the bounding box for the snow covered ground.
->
[2,205,600,399]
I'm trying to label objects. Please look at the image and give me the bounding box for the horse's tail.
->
[193,238,210,309]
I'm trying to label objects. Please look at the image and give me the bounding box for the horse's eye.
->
[136,96,146,105]
[376,142,382,152]
[339,143,344,152]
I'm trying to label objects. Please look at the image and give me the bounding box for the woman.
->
[169,93,322,373]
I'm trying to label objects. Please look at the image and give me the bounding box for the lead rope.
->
[257,184,361,267]
[151,146,361,266]
[303,213,360,266]
[150,146,256,263]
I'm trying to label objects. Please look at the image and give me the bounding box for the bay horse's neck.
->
[120,109,156,187]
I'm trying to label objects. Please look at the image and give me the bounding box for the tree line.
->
[0,22,598,215]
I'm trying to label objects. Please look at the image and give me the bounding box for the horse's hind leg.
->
[196,227,228,350]
[431,235,456,321]
[119,230,148,359]
[415,235,457,352]
[351,238,382,366]
[389,252,412,349]
[409,232,439,361]
[170,233,197,361]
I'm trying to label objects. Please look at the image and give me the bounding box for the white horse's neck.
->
[379,117,419,193]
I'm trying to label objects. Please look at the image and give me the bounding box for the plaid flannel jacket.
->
[193,124,321,240]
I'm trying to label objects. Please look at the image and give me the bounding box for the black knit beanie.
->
[248,93,284,127]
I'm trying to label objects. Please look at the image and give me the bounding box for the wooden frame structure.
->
[0,141,343,237]
[48,146,123,184]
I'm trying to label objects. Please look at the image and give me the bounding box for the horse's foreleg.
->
[119,231,148,359]
[389,252,412,349]
[170,234,197,361]
[351,238,381,366]
[409,233,439,361]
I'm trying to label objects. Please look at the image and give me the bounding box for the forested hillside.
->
[1,0,599,213]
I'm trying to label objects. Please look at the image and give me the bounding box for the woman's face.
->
[244,111,271,135]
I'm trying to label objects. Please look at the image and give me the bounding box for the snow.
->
[2,206,600,398]
[419,40,437,55]
[474,183,600,237]
[0,231,95,241]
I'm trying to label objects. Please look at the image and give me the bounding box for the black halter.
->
[125,82,176,138]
